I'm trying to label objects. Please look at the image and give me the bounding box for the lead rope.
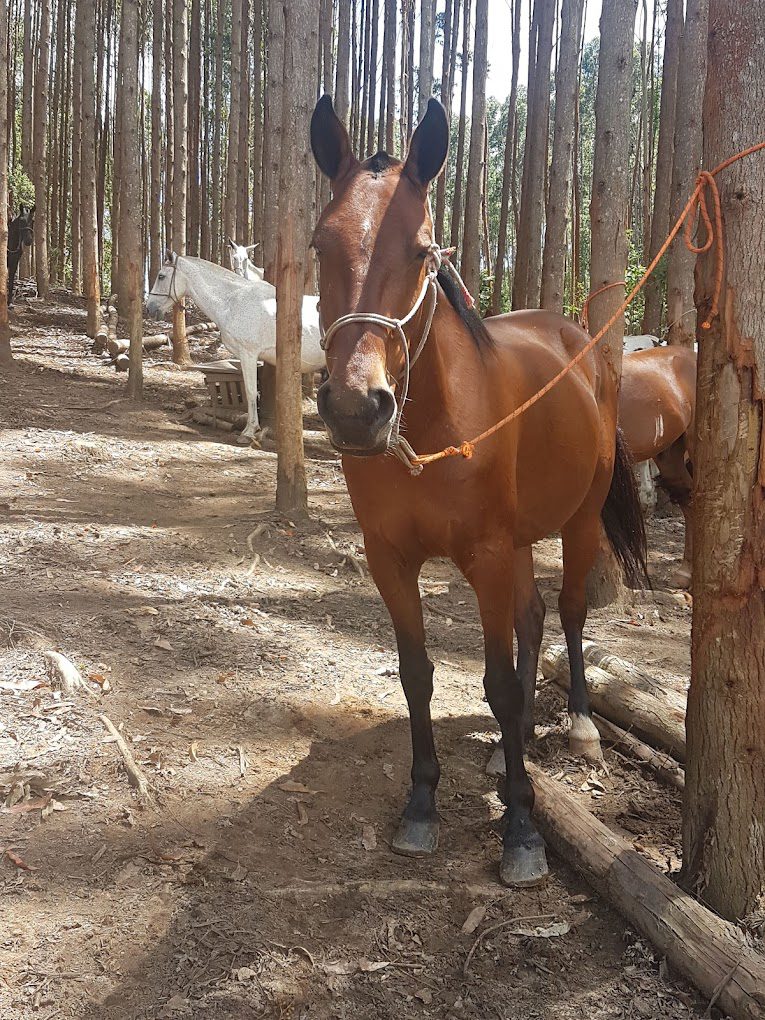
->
[403,141,765,474]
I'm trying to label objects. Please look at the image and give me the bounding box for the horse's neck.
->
[404,293,479,436]
[180,259,243,324]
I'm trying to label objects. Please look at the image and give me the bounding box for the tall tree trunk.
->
[666,0,708,347]
[366,0,379,154]
[360,0,372,151]
[237,0,251,242]
[434,0,458,241]
[200,0,212,259]
[150,0,163,285]
[70,41,82,294]
[187,0,201,254]
[641,0,682,336]
[225,0,243,244]
[22,0,34,172]
[118,0,143,400]
[263,0,284,280]
[33,0,51,300]
[460,0,488,302]
[489,0,520,315]
[172,0,190,363]
[336,0,352,125]
[252,0,264,248]
[586,0,637,608]
[418,0,436,118]
[164,1,175,260]
[512,0,554,310]
[540,0,585,313]
[76,0,101,337]
[450,0,471,249]
[382,0,396,152]
[275,0,318,515]
[682,0,765,922]
[211,0,222,261]
[0,0,10,364]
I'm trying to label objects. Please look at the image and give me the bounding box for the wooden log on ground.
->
[106,336,129,358]
[113,354,130,373]
[142,334,170,351]
[528,762,765,1020]
[582,641,687,712]
[186,320,218,335]
[190,407,237,432]
[591,713,685,790]
[542,646,686,761]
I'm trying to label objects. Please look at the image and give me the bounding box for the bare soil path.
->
[1,297,703,1019]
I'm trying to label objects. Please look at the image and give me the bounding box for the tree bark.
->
[366,0,379,154]
[0,0,9,364]
[682,0,765,923]
[187,0,202,255]
[418,0,436,118]
[150,0,164,284]
[489,0,520,316]
[460,0,488,302]
[238,0,251,243]
[383,0,396,152]
[666,0,708,347]
[641,0,682,336]
[75,0,102,337]
[263,0,284,281]
[22,0,34,172]
[33,0,51,300]
[171,0,190,364]
[433,0,459,241]
[586,0,637,609]
[275,0,317,516]
[336,0,352,125]
[211,0,222,261]
[450,0,471,249]
[70,41,83,294]
[117,0,143,400]
[252,0,264,248]
[540,0,585,313]
[512,0,554,310]
[225,0,243,246]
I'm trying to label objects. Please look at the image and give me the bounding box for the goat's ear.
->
[403,99,449,191]
[246,244,259,254]
[227,237,236,250]
[311,95,358,182]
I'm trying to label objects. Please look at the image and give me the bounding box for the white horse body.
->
[146,255,324,438]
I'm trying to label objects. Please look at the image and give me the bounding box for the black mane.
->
[437,266,493,351]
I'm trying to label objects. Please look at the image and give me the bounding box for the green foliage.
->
[8,165,35,208]
[625,230,647,335]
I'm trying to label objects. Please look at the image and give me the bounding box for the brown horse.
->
[620,346,696,586]
[310,96,647,887]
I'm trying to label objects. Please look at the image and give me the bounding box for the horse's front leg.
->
[238,355,262,442]
[463,543,549,887]
[365,538,440,857]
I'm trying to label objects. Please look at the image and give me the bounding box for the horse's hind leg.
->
[654,435,693,588]
[463,544,548,887]
[560,508,603,762]
[365,538,440,857]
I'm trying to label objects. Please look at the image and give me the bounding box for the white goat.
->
[146,254,324,441]
[227,238,266,281]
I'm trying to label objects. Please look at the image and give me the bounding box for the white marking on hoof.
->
[568,713,603,762]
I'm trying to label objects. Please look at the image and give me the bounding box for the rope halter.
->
[319,243,445,474]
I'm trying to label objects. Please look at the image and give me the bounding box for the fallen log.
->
[542,646,686,761]
[582,641,687,712]
[143,334,170,351]
[113,353,130,373]
[591,714,685,790]
[528,762,765,1020]
[190,407,237,432]
[186,320,218,335]
[106,336,129,358]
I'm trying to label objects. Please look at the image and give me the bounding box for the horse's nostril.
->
[370,387,396,426]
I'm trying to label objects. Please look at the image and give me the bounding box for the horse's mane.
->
[436,266,493,351]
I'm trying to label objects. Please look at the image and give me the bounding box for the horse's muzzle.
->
[317,378,396,454]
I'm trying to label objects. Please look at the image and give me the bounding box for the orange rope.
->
[411,141,765,471]
[581,280,624,334]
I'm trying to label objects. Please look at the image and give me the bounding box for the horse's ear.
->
[403,99,449,191]
[311,95,357,182]
[29,205,35,217]
[246,244,259,254]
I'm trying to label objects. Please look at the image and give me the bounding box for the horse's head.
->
[146,251,183,319]
[310,95,448,455]
[12,205,35,249]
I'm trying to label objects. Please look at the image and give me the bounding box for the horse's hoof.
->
[569,714,603,762]
[486,744,506,778]
[236,432,254,446]
[391,817,439,857]
[500,840,549,888]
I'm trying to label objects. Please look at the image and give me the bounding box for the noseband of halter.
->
[147,260,182,305]
[319,242,453,474]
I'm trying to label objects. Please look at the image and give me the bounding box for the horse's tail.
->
[601,428,650,589]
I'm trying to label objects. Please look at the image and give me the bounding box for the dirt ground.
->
[1,294,709,1020]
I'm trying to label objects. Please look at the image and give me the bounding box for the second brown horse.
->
[310,96,647,887]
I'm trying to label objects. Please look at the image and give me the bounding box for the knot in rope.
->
[686,169,723,329]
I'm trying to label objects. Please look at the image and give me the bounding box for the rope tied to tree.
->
[403,140,765,474]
